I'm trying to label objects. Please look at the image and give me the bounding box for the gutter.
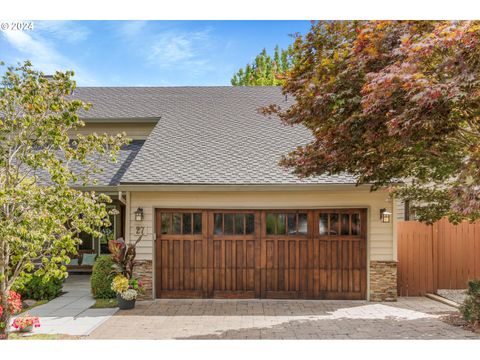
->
[116,183,380,192]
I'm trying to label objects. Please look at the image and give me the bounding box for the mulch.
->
[440,313,480,335]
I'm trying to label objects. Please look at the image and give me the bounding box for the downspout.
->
[392,196,398,262]
[125,191,131,244]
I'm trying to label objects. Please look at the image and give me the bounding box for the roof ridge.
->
[75,86,283,89]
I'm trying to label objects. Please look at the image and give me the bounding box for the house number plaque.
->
[135,226,145,236]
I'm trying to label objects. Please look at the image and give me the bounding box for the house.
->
[70,86,399,302]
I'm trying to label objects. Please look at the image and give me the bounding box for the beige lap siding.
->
[127,188,395,263]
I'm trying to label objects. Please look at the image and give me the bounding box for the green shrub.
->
[460,280,480,326]
[91,255,116,299]
[16,274,64,300]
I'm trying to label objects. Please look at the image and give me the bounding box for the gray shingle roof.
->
[88,140,144,186]
[74,87,356,185]
[35,140,144,187]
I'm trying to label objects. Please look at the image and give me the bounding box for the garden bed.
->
[8,333,84,340]
[436,289,467,305]
[441,313,480,335]
[91,298,118,308]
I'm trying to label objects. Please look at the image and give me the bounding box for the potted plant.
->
[111,274,143,310]
[107,236,145,310]
[12,313,40,333]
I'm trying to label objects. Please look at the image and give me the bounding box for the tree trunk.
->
[0,242,9,340]
[0,295,9,340]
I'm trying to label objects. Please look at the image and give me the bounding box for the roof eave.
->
[116,183,380,192]
[80,116,161,123]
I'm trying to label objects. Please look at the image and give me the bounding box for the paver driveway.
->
[89,297,479,339]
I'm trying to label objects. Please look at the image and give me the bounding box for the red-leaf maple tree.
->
[264,21,480,223]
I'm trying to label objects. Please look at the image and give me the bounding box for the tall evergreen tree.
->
[231,46,292,86]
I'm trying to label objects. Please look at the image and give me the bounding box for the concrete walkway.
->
[89,297,479,339]
[13,275,117,336]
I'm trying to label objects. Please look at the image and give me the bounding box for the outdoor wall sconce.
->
[380,208,392,223]
[134,207,144,221]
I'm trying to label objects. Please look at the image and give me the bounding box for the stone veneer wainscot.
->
[369,260,397,301]
[133,260,153,300]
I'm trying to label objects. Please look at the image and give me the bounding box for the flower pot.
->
[116,294,136,310]
[19,325,33,333]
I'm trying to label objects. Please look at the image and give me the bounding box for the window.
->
[161,212,202,235]
[78,205,119,254]
[78,232,94,251]
[319,212,361,236]
[99,212,116,254]
[213,213,255,235]
[266,213,308,235]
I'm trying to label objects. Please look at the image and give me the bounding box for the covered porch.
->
[68,192,126,273]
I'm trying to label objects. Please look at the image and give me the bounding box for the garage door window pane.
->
[287,214,296,235]
[329,214,339,235]
[172,213,181,234]
[214,213,222,235]
[224,214,234,235]
[235,214,244,235]
[161,214,170,234]
[341,214,350,235]
[277,214,286,235]
[246,214,255,234]
[298,213,308,235]
[266,213,275,235]
[319,214,328,235]
[193,213,202,234]
[351,213,360,235]
[183,213,192,234]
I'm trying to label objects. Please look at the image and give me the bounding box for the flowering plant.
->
[120,289,138,301]
[7,291,22,315]
[111,275,141,301]
[111,275,129,293]
[128,278,144,293]
[0,291,23,335]
[12,313,40,331]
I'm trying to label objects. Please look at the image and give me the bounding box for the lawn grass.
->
[90,298,118,308]
[19,299,49,314]
[8,333,83,340]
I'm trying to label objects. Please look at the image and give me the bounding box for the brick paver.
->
[88,297,479,339]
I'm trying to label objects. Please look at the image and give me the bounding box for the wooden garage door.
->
[155,210,207,298]
[312,209,367,299]
[208,211,261,298]
[260,211,311,299]
[155,209,366,299]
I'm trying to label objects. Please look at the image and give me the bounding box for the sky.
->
[0,20,311,86]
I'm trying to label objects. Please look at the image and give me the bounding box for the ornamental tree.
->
[0,61,129,338]
[263,21,480,223]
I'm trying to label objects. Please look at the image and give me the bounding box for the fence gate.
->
[397,218,480,296]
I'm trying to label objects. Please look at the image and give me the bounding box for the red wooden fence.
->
[397,218,480,296]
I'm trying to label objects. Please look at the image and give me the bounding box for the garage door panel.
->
[262,236,309,296]
[312,237,365,297]
[212,240,257,293]
[157,238,204,297]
